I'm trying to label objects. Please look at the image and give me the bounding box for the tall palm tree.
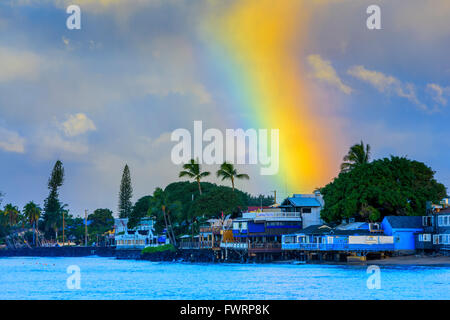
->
[217,162,250,191]
[179,159,210,195]
[340,140,371,172]
[4,204,20,227]
[23,202,41,246]
[149,188,181,247]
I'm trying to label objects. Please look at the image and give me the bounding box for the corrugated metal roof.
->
[287,197,321,207]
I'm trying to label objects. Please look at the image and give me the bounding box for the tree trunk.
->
[162,208,171,244]
[62,213,65,246]
[197,178,202,195]
[32,220,35,246]
[167,212,177,247]
[231,177,235,191]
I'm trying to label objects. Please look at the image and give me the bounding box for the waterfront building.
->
[179,218,233,251]
[114,218,162,250]
[417,199,450,255]
[282,222,394,260]
[381,216,423,253]
[279,192,324,228]
[229,210,302,260]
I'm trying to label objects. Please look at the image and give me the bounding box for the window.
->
[438,216,443,226]
[302,208,312,214]
[444,216,449,226]
[433,235,439,244]
[423,234,431,242]
[423,216,432,227]
[284,236,296,244]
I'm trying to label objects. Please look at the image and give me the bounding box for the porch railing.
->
[282,243,394,252]
[179,241,212,249]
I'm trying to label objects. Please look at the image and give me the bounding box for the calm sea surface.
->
[0,256,448,300]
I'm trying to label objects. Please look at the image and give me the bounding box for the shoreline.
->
[2,247,449,267]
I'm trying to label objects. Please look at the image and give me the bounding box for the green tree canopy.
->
[320,156,447,223]
[23,201,41,230]
[127,196,152,229]
[188,186,248,220]
[178,159,210,195]
[88,208,114,236]
[217,162,249,191]
[149,188,181,246]
[42,160,66,238]
[3,203,20,226]
[118,164,133,218]
[341,140,371,172]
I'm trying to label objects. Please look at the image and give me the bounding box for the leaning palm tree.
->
[217,162,250,191]
[23,202,41,246]
[179,159,210,195]
[149,188,181,247]
[340,140,371,172]
[4,204,20,227]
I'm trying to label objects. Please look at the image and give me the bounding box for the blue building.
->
[416,200,450,255]
[282,222,394,253]
[381,216,423,252]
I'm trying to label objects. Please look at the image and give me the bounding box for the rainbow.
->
[200,0,339,195]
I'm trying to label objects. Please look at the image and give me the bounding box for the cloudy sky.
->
[0,0,449,217]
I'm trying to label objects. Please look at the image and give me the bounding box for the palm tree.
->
[340,140,371,172]
[217,162,250,191]
[179,159,210,195]
[23,202,41,246]
[4,204,20,227]
[149,188,181,247]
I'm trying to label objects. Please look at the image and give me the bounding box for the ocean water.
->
[0,256,448,300]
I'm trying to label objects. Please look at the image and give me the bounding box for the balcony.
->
[178,241,212,250]
[282,243,395,252]
[254,211,301,220]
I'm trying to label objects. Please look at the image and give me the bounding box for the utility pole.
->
[84,209,88,247]
[62,210,65,246]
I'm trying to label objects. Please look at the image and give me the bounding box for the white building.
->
[114,218,164,250]
[279,192,324,229]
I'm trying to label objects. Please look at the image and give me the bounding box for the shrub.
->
[141,244,176,254]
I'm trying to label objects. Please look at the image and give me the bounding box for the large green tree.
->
[149,188,181,247]
[88,208,114,236]
[127,196,152,229]
[179,159,210,195]
[188,186,248,219]
[42,160,65,239]
[3,204,20,226]
[321,156,447,223]
[118,164,133,218]
[23,201,41,245]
